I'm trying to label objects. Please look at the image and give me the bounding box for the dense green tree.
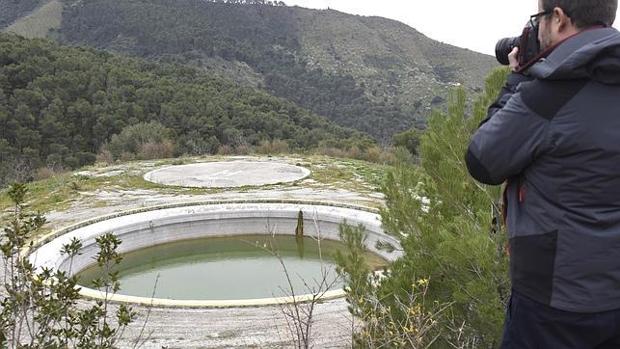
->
[0,33,369,186]
[106,121,174,160]
[392,128,422,157]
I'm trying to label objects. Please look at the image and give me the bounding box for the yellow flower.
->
[416,278,429,287]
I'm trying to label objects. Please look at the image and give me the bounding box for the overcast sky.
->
[283,0,620,55]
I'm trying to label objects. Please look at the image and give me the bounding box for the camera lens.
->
[495,37,520,65]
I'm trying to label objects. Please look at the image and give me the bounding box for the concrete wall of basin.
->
[28,202,403,306]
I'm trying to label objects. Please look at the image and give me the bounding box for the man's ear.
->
[553,6,573,32]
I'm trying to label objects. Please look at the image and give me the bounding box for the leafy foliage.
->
[0,183,135,348]
[337,68,512,348]
[106,121,175,161]
[392,128,422,157]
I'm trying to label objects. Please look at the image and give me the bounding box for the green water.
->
[77,235,385,300]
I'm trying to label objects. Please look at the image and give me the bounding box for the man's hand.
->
[508,47,520,72]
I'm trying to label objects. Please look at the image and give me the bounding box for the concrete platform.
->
[143,161,311,188]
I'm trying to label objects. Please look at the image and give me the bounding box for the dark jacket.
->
[466,27,620,312]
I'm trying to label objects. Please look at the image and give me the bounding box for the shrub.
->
[137,140,175,160]
[96,147,114,165]
[178,133,220,156]
[107,121,175,160]
[216,144,234,155]
[0,183,136,347]
[392,128,422,157]
[255,139,290,155]
[234,143,252,155]
[337,68,511,348]
[34,166,63,181]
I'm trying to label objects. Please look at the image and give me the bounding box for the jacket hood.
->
[529,27,620,84]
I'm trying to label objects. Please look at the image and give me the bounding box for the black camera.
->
[495,22,542,71]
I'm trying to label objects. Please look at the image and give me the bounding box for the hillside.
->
[3,0,63,39]
[295,9,493,112]
[53,0,496,141]
[0,33,367,186]
[0,0,45,28]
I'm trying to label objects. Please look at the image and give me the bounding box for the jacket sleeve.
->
[480,73,532,126]
[466,74,549,185]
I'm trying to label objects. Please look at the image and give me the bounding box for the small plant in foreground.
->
[336,69,512,348]
[0,183,135,348]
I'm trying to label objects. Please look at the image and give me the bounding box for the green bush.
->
[338,68,511,348]
[0,183,135,347]
[392,128,422,157]
[106,121,175,160]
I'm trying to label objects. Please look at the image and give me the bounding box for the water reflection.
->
[77,235,386,300]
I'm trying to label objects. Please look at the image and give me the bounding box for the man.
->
[465,0,620,347]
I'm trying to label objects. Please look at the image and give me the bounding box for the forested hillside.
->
[0,33,367,186]
[56,0,496,141]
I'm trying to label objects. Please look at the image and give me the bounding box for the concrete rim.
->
[78,283,347,308]
[28,200,400,308]
[143,161,312,188]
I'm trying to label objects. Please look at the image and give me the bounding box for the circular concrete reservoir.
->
[143,161,311,188]
[29,202,402,307]
[76,235,386,301]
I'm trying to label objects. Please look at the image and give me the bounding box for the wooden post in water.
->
[295,210,304,237]
[295,210,304,258]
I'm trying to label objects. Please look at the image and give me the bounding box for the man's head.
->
[537,0,618,49]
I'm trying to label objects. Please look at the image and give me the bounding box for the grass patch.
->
[305,155,388,192]
[1,155,392,217]
[23,172,81,213]
[0,189,12,212]
[83,174,161,191]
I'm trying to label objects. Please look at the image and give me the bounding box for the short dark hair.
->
[542,0,618,28]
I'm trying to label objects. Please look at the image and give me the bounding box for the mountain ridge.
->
[54,0,496,141]
[2,0,497,141]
